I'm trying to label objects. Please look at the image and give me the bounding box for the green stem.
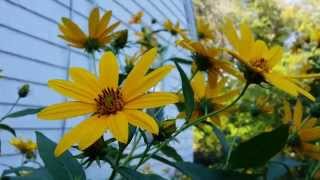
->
[109,150,122,180]
[1,97,20,122]
[136,82,250,168]
[89,52,97,76]
[224,137,237,169]
[134,143,151,170]
[122,133,142,166]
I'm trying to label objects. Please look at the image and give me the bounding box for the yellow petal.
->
[61,18,87,40]
[78,117,109,150]
[96,11,112,37]
[88,7,100,37]
[293,99,303,130]
[211,89,240,104]
[191,72,206,100]
[215,60,244,80]
[253,40,268,61]
[264,73,298,97]
[125,92,179,109]
[48,80,95,103]
[239,22,254,59]
[69,67,101,94]
[58,25,85,43]
[123,110,159,134]
[282,101,292,124]
[207,69,219,90]
[287,74,320,79]
[300,127,320,142]
[301,142,320,153]
[303,118,317,129]
[99,52,119,89]
[99,21,120,38]
[123,65,174,101]
[58,35,84,47]
[109,112,128,143]
[266,45,283,68]
[122,48,157,94]
[54,116,98,156]
[223,19,240,52]
[38,102,95,120]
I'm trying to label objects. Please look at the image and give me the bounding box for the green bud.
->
[151,18,157,24]
[154,119,176,142]
[112,30,128,50]
[18,84,30,98]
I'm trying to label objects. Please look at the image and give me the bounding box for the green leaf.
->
[174,62,194,119]
[211,124,229,157]
[174,162,257,180]
[229,125,289,168]
[36,132,86,180]
[0,124,16,136]
[118,167,165,180]
[1,108,44,120]
[2,166,36,176]
[3,168,53,180]
[160,144,183,162]
[169,57,193,65]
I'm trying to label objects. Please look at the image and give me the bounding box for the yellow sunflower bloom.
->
[177,38,243,88]
[196,17,214,42]
[10,137,37,157]
[37,48,178,156]
[163,20,187,37]
[283,100,320,160]
[179,72,240,125]
[59,7,120,52]
[129,11,144,24]
[223,20,315,101]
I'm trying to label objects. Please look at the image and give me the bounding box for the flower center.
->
[84,38,101,53]
[251,58,269,72]
[192,53,212,71]
[94,88,124,116]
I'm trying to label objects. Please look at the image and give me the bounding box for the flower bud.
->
[18,84,30,98]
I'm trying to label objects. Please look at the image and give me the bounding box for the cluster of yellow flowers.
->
[35,7,320,160]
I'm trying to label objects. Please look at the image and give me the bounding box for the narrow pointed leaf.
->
[175,62,194,119]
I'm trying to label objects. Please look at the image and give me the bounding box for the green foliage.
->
[1,108,44,121]
[36,132,86,180]
[174,62,195,119]
[229,125,289,168]
[160,144,183,162]
[174,162,258,180]
[118,167,165,180]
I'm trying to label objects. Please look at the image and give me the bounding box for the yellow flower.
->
[129,11,144,24]
[180,72,240,125]
[10,138,37,156]
[59,7,120,52]
[177,38,243,88]
[163,20,187,37]
[283,100,320,160]
[223,20,315,101]
[37,48,178,156]
[311,28,320,45]
[196,17,214,41]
